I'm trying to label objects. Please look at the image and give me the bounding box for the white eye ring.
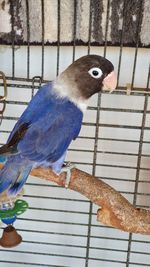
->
[88,67,103,79]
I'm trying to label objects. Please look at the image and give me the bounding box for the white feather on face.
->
[53,74,88,113]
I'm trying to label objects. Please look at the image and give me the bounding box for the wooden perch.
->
[0,164,150,235]
[31,167,150,235]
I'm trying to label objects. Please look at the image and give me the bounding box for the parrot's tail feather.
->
[0,155,32,196]
[8,166,32,196]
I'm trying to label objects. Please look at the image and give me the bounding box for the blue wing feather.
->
[8,83,55,141]
[8,82,83,164]
[18,102,82,162]
[0,82,83,195]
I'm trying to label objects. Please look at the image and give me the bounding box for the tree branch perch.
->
[0,165,150,235]
[31,167,150,235]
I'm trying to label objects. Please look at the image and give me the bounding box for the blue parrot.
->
[0,55,117,196]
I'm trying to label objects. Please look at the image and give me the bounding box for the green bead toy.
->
[0,199,28,220]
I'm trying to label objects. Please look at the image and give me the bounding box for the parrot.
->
[0,55,117,196]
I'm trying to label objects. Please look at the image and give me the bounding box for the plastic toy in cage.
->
[0,197,28,247]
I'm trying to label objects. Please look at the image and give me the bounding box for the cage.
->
[0,0,150,266]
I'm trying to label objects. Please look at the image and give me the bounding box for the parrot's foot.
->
[60,162,75,188]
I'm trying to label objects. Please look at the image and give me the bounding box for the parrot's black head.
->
[54,55,117,111]
[64,55,117,98]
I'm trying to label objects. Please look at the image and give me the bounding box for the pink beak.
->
[102,71,117,93]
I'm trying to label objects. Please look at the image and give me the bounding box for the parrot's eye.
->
[88,67,102,79]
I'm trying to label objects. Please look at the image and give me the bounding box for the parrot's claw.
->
[60,162,75,188]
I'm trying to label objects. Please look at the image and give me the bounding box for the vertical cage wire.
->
[126,93,148,267]
[85,1,112,265]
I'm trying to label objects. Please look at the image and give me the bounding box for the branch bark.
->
[0,165,150,235]
[31,167,150,235]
